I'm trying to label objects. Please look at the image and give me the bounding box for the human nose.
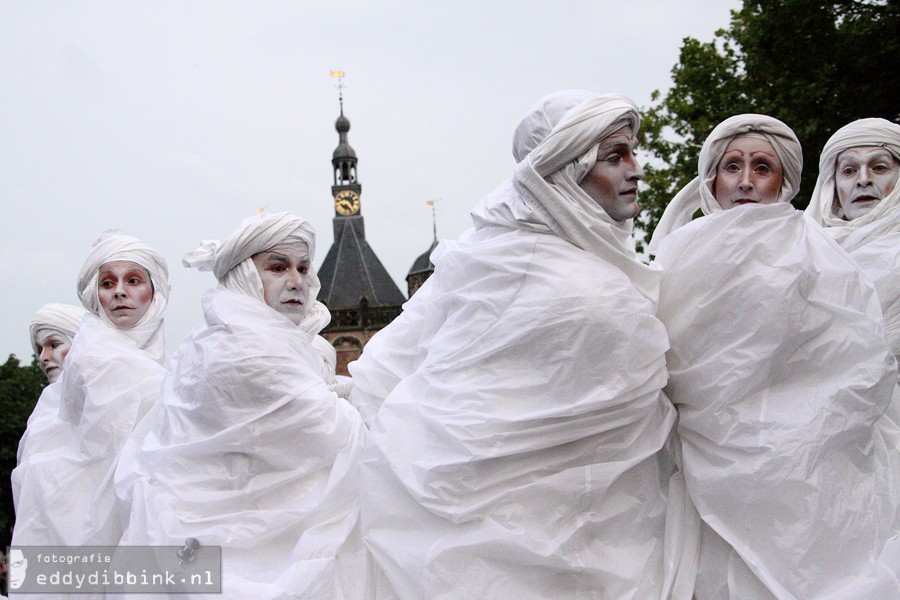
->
[738,167,753,189]
[858,165,871,186]
[286,269,304,290]
[39,346,52,363]
[626,156,644,181]
[114,280,127,297]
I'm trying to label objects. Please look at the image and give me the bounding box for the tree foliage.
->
[637,0,900,245]
[0,354,45,549]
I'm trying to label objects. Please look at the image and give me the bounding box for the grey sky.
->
[1,1,740,361]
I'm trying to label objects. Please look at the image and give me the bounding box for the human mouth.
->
[733,198,757,205]
[620,188,638,196]
[852,194,879,203]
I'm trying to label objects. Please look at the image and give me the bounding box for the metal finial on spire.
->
[330,70,346,112]
[426,199,440,242]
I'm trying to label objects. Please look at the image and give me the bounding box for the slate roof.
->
[317,215,406,309]
[407,238,438,277]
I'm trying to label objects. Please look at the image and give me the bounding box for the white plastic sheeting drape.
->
[655,202,900,599]
[352,92,685,599]
[116,290,369,599]
[12,314,164,547]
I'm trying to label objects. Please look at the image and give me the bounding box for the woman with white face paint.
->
[351,92,687,599]
[11,231,169,551]
[115,213,369,599]
[806,118,900,367]
[650,115,900,599]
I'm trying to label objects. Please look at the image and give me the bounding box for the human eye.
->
[840,165,857,176]
[723,162,740,173]
[100,278,113,288]
[872,163,890,173]
[605,153,622,164]
[269,263,285,272]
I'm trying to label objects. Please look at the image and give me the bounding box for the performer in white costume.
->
[12,304,88,506]
[806,118,900,367]
[29,303,88,384]
[11,231,169,548]
[351,92,688,599]
[116,213,369,599]
[650,114,900,599]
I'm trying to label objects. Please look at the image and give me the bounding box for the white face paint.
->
[251,242,311,325]
[578,126,644,222]
[34,329,72,383]
[97,261,154,329]
[714,134,784,210]
[835,146,900,220]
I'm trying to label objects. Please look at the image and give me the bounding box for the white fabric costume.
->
[352,92,686,599]
[805,118,900,365]
[116,213,368,599]
[651,115,900,599]
[11,231,168,549]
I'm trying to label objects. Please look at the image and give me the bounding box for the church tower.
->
[317,80,406,375]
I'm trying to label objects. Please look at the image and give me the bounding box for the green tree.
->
[0,354,45,549]
[637,0,900,246]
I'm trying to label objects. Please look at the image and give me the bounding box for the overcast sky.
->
[1,1,741,361]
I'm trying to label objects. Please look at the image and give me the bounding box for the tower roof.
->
[332,108,357,161]
[407,238,438,277]
[317,218,406,309]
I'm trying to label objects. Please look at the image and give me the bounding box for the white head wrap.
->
[76,230,170,362]
[471,91,660,303]
[29,303,88,355]
[805,117,900,239]
[183,212,325,326]
[649,114,803,252]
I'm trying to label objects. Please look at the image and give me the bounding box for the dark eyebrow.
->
[600,141,632,153]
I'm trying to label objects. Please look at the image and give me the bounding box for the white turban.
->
[472,91,660,303]
[76,230,170,362]
[805,117,900,238]
[649,114,803,252]
[28,303,88,355]
[183,212,324,322]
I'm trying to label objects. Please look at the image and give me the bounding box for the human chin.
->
[843,197,880,220]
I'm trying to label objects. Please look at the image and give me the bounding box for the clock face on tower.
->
[334,190,360,216]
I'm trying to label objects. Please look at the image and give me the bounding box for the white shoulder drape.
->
[116,288,369,599]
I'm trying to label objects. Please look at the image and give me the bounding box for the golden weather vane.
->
[330,70,346,109]
[425,199,440,242]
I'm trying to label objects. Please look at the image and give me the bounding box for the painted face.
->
[835,146,899,221]
[97,260,154,329]
[714,134,784,210]
[34,329,72,383]
[251,242,311,325]
[579,126,644,222]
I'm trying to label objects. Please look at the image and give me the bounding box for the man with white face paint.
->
[11,231,169,552]
[807,118,900,367]
[115,213,369,599]
[651,115,899,599]
[351,92,688,599]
